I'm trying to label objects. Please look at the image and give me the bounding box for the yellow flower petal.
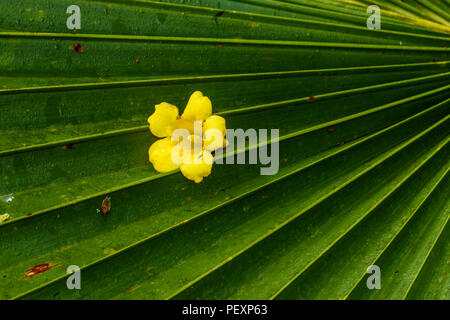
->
[204,115,226,135]
[148,137,180,173]
[181,91,212,121]
[203,115,226,152]
[148,102,179,138]
[180,150,213,183]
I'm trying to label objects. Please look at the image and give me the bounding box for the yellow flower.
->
[147,91,226,183]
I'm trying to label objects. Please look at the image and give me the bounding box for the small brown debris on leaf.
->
[308,96,316,100]
[101,196,111,214]
[63,144,74,149]
[24,263,60,278]
[97,196,111,219]
[327,126,335,132]
[74,43,83,54]
[136,59,140,64]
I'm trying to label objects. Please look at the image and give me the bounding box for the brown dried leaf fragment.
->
[99,196,111,219]
[24,263,60,278]
[74,43,83,54]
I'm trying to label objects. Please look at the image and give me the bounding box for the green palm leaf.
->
[0,0,448,300]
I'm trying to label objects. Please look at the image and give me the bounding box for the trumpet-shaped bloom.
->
[147,91,226,183]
